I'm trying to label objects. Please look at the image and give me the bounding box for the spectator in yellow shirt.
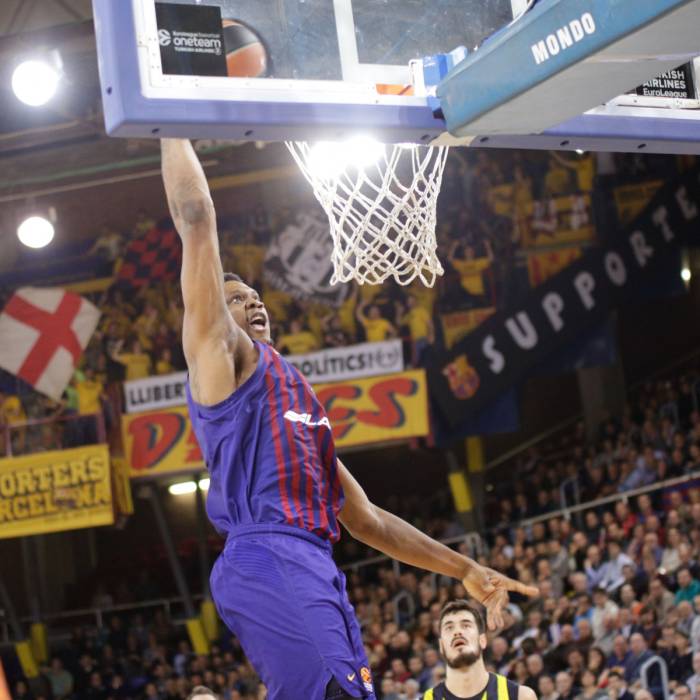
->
[155,348,175,375]
[544,155,575,196]
[551,151,595,192]
[112,339,152,380]
[277,319,319,355]
[0,390,27,454]
[397,295,435,363]
[447,239,494,308]
[75,368,106,445]
[133,303,160,351]
[356,301,397,342]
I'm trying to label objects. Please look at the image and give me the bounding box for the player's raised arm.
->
[161,139,243,405]
[336,459,538,630]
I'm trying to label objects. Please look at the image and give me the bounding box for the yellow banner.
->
[314,370,430,448]
[124,370,430,476]
[527,247,582,287]
[0,445,113,539]
[613,180,664,225]
[123,405,204,479]
[440,308,495,350]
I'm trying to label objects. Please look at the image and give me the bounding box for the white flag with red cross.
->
[0,287,100,400]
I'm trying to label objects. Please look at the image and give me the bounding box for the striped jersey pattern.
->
[424,674,519,700]
[186,341,343,542]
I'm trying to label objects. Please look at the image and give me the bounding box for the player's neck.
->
[445,659,489,698]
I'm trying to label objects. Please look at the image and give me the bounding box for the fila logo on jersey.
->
[284,410,331,429]
[531,12,596,65]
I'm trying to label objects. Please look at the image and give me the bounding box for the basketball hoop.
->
[286,140,449,287]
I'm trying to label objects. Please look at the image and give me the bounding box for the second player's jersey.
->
[424,673,519,700]
[186,341,344,541]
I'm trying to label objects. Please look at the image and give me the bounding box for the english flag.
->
[0,287,100,400]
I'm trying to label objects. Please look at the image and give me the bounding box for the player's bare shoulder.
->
[518,684,537,700]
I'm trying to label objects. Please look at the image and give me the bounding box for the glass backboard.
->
[94,0,700,153]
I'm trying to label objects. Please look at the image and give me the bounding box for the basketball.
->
[221,19,268,78]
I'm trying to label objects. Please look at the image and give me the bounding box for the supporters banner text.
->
[426,164,700,428]
[0,445,113,539]
[124,369,430,475]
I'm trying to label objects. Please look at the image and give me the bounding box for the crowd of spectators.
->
[8,451,700,699]
[1,147,692,459]
[486,367,700,524]
[1,148,698,697]
[5,355,700,699]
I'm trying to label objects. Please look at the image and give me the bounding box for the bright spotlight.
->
[12,60,61,106]
[681,267,692,282]
[168,481,197,495]
[575,149,585,155]
[17,216,54,249]
[199,478,210,490]
[307,137,384,179]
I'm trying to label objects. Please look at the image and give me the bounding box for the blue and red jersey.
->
[186,341,344,542]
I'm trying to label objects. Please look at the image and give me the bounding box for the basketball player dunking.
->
[161,139,538,700]
[425,600,537,700]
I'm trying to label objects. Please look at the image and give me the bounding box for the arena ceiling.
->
[0,2,282,223]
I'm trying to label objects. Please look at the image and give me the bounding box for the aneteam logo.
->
[158,28,172,46]
[283,410,331,429]
[531,12,596,65]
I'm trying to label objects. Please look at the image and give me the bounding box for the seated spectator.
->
[585,546,607,591]
[47,657,74,700]
[648,577,675,621]
[556,670,578,700]
[677,568,700,605]
[592,588,619,641]
[404,677,421,700]
[624,633,661,696]
[539,674,559,700]
[608,670,634,700]
[666,631,694,686]
[575,668,608,700]
[601,540,635,593]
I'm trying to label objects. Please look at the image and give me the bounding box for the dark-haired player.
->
[161,139,538,700]
[425,600,537,700]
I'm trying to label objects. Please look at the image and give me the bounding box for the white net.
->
[286,140,449,287]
